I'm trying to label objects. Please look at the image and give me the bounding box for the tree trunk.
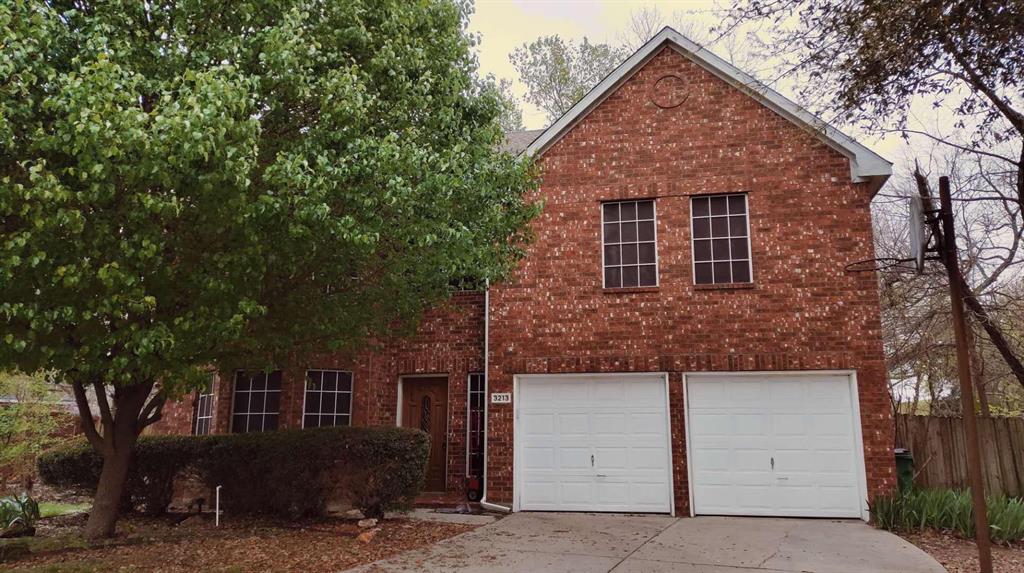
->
[84,439,136,539]
[73,379,157,540]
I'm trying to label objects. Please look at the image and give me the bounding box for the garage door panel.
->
[559,447,592,469]
[594,446,628,469]
[772,413,810,435]
[733,448,773,471]
[632,446,669,469]
[554,381,589,402]
[692,448,730,470]
[560,479,595,504]
[518,374,671,513]
[522,413,555,435]
[558,412,590,435]
[688,373,864,519]
[628,380,667,404]
[592,412,627,433]
[627,411,666,434]
[688,413,733,436]
[522,447,555,470]
[811,413,854,435]
[592,380,628,402]
[819,486,861,509]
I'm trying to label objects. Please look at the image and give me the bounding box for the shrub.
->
[870,488,1024,543]
[38,435,201,515]
[200,426,429,519]
[38,426,429,519]
[0,493,40,536]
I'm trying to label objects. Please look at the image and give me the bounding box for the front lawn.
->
[2,512,477,573]
[37,503,90,518]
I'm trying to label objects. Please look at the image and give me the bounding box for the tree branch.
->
[915,166,1024,390]
[70,380,108,455]
[139,393,166,430]
[91,380,115,436]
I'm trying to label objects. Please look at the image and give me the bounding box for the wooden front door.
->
[402,376,448,492]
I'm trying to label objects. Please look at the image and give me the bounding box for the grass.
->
[871,488,1024,543]
[37,503,90,518]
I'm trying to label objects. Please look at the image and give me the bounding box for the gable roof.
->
[524,27,892,194]
[501,128,545,154]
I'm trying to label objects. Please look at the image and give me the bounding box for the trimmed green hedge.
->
[38,426,429,519]
[37,435,198,515]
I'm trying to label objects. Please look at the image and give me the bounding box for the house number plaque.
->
[491,393,511,404]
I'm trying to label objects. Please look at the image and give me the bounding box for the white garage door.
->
[516,374,672,513]
[687,373,866,518]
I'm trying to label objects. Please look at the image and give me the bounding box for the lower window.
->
[304,369,353,428]
[192,376,214,436]
[231,371,281,433]
[467,373,485,479]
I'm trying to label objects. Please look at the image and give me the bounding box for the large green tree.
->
[509,36,627,123]
[0,0,536,538]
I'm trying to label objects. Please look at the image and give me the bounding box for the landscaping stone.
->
[176,514,206,528]
[357,518,378,528]
[356,528,380,544]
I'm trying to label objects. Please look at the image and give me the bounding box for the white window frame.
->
[600,199,660,288]
[192,377,214,436]
[229,370,282,433]
[465,372,486,477]
[301,369,354,428]
[689,193,753,285]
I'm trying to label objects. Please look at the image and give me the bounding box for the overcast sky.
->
[467,0,916,186]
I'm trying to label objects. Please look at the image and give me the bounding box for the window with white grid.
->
[231,371,281,433]
[303,369,353,428]
[467,373,485,479]
[192,376,214,436]
[691,194,752,284]
[602,200,658,288]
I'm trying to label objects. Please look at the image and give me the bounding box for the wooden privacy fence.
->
[895,414,1024,497]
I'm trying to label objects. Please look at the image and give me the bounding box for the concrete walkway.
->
[350,513,946,573]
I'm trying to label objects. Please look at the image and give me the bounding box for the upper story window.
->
[231,370,281,433]
[602,200,658,288]
[303,369,353,428]
[691,194,752,285]
[192,376,214,436]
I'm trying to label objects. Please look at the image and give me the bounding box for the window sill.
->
[602,286,660,294]
[693,282,756,291]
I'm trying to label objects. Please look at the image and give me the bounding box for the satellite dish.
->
[908,196,928,274]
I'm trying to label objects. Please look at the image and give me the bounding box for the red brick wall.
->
[484,46,894,513]
[150,292,485,494]
[149,397,194,435]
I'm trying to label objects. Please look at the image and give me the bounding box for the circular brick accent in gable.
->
[649,73,688,109]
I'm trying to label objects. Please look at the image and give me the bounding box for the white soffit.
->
[523,27,892,194]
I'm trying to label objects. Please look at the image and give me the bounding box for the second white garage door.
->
[686,372,867,518]
[516,374,672,513]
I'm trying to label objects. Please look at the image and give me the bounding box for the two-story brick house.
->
[153,28,895,519]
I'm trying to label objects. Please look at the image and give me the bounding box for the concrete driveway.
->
[351,513,945,573]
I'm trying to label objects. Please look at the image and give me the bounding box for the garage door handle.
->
[596,474,608,478]
[771,457,774,470]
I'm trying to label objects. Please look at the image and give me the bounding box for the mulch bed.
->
[4,512,477,572]
[902,530,1024,573]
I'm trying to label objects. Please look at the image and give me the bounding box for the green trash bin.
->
[894,448,914,492]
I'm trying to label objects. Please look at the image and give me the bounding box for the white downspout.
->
[479,281,511,513]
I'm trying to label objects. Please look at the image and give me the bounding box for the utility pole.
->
[938,175,992,573]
